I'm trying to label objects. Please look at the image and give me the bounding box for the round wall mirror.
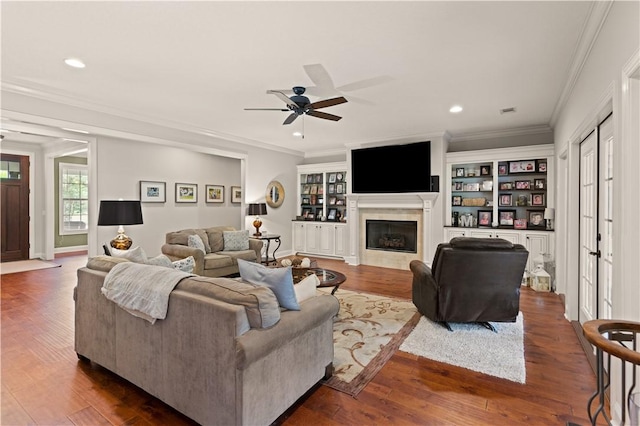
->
[265,180,285,208]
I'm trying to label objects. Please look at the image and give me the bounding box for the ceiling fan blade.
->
[308,96,348,110]
[283,113,299,125]
[267,90,297,109]
[244,108,289,111]
[336,75,393,92]
[303,64,336,90]
[307,110,342,122]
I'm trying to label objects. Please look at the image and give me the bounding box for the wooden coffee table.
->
[306,268,346,295]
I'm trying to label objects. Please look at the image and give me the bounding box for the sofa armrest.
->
[161,244,205,275]
[409,259,439,320]
[248,238,263,262]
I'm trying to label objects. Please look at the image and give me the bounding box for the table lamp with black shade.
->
[98,200,143,250]
[247,203,267,236]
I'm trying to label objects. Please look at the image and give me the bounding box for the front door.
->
[1,154,30,262]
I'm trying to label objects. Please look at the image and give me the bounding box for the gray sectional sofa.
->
[161,226,263,277]
[74,256,340,425]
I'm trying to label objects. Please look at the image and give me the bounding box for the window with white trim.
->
[59,163,88,235]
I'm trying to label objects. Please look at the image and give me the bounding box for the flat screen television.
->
[351,141,432,193]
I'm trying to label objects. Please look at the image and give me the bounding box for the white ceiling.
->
[1,1,595,156]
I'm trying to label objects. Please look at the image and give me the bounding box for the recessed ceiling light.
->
[293,132,303,137]
[61,127,89,134]
[449,105,463,113]
[64,58,86,69]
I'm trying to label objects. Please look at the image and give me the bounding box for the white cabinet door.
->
[317,224,335,255]
[468,229,494,238]
[493,230,521,245]
[334,224,348,256]
[305,224,319,253]
[445,228,468,240]
[292,222,306,252]
[524,232,548,272]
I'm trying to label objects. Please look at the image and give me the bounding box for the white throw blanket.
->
[101,262,193,324]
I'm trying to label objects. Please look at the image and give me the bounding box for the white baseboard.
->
[54,245,89,254]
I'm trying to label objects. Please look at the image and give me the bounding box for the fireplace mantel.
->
[345,192,439,268]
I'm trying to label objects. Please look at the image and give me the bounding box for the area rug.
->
[400,312,526,383]
[321,288,421,396]
[0,259,61,275]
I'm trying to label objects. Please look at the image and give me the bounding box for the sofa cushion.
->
[109,246,148,263]
[205,226,235,253]
[223,230,250,251]
[450,237,513,250]
[166,229,211,253]
[219,249,257,264]
[176,276,280,328]
[87,255,130,272]
[188,234,206,254]
[204,253,235,269]
[238,259,299,311]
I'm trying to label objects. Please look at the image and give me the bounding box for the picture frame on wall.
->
[140,180,166,203]
[231,186,242,203]
[176,183,197,203]
[205,185,224,203]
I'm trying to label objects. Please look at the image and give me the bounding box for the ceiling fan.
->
[244,86,347,125]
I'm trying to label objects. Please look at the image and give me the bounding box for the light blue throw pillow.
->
[187,234,206,254]
[237,259,299,310]
[223,230,250,251]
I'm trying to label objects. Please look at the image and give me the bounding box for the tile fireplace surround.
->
[346,193,439,270]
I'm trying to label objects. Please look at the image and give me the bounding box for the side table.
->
[256,234,281,265]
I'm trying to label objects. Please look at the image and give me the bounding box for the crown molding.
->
[448,124,552,143]
[1,81,305,158]
[549,1,614,127]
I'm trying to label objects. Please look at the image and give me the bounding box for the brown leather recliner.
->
[410,237,528,331]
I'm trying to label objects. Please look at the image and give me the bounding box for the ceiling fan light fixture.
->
[449,105,463,113]
[64,58,86,69]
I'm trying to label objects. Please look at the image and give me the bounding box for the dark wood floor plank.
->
[0,254,603,425]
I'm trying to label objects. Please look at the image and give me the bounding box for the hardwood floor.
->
[1,254,601,425]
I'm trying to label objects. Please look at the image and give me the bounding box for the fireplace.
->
[366,220,417,253]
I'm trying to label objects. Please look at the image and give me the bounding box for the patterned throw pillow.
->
[172,256,195,273]
[187,234,206,254]
[223,230,250,251]
[108,246,148,263]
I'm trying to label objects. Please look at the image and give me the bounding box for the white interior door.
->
[579,131,598,324]
[598,115,614,320]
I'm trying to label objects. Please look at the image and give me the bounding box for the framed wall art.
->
[231,186,242,203]
[205,185,224,203]
[176,183,197,203]
[509,160,536,173]
[140,180,166,203]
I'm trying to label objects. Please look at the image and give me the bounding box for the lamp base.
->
[110,232,133,250]
[253,218,262,237]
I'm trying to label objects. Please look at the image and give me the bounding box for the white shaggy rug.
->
[400,312,526,384]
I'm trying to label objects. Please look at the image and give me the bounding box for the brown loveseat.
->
[75,256,340,425]
[410,237,528,330]
[161,226,263,277]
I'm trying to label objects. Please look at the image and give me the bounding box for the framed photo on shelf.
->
[336,183,344,194]
[176,183,197,203]
[499,182,513,190]
[328,173,336,183]
[514,219,528,230]
[336,172,344,182]
[531,193,545,206]
[499,210,516,226]
[302,197,310,205]
[516,194,529,206]
[329,196,337,205]
[310,185,318,194]
[499,193,512,206]
[455,167,465,177]
[464,182,480,191]
[478,210,492,227]
[454,182,463,191]
[480,165,491,176]
[302,207,311,218]
[205,185,224,203]
[140,180,166,203]
[537,160,547,173]
[327,208,337,221]
[515,180,531,190]
[231,186,242,203]
[306,174,314,183]
[314,174,323,183]
[527,210,546,229]
[328,184,335,194]
[452,196,462,206]
[336,198,345,205]
[498,163,508,176]
[509,160,536,173]
[482,180,493,191]
[302,185,311,194]
[534,178,546,189]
